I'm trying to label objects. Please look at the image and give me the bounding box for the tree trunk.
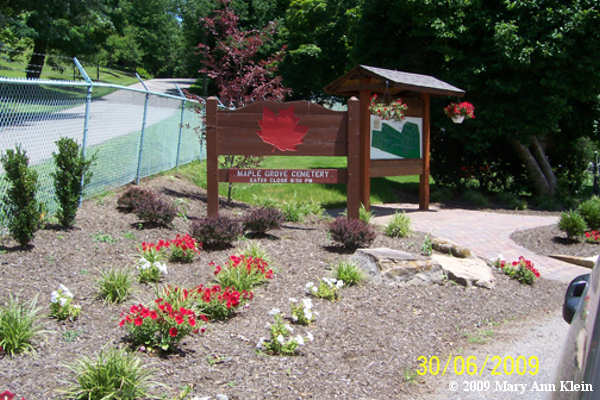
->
[509,138,552,196]
[26,39,47,79]
[531,136,557,194]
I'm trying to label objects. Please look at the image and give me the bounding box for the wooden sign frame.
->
[205,97,361,219]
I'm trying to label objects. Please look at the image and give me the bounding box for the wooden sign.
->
[228,169,339,184]
[206,98,360,219]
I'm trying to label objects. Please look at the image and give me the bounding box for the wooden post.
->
[347,96,360,219]
[359,88,371,210]
[419,93,431,210]
[206,97,219,217]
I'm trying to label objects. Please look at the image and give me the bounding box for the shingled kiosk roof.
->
[324,65,465,97]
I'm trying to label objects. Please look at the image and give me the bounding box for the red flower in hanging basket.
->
[444,101,475,123]
[369,94,408,121]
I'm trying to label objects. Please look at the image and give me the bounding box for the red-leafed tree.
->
[191,0,291,202]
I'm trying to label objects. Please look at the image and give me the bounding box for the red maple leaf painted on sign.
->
[256,106,309,152]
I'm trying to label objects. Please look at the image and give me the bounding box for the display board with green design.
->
[370,116,423,159]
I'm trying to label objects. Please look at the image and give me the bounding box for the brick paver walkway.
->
[371,203,590,283]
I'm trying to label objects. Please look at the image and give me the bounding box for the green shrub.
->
[97,269,132,303]
[359,204,373,223]
[461,190,489,208]
[280,200,323,222]
[558,211,588,240]
[243,207,284,234]
[190,216,242,250]
[495,191,527,210]
[577,196,600,230]
[384,212,411,238]
[0,145,41,246]
[430,186,455,203]
[334,261,364,286]
[61,347,159,400]
[0,295,44,356]
[51,137,95,228]
[328,217,376,249]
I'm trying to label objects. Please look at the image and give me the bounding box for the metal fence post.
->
[135,73,149,184]
[175,84,186,168]
[73,57,92,206]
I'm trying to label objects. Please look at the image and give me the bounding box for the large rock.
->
[351,248,445,286]
[431,237,472,258]
[432,254,494,289]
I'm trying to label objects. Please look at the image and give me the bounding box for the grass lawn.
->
[177,157,427,209]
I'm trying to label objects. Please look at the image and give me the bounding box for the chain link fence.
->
[0,58,205,226]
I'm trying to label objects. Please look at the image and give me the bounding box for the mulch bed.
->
[511,224,600,258]
[0,174,565,399]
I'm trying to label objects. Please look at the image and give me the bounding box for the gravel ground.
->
[0,174,566,399]
[511,224,600,258]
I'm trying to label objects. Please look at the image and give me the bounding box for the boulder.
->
[432,237,472,258]
[432,254,494,289]
[351,248,445,286]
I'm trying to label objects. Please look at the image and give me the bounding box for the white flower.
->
[73,304,81,310]
[284,324,294,333]
[311,286,318,294]
[288,297,298,303]
[268,308,280,316]
[322,277,334,287]
[291,314,298,322]
[58,297,68,307]
[276,334,285,344]
[306,332,314,342]
[264,322,271,329]
[155,262,168,275]
[336,280,344,289]
[295,335,305,346]
[305,311,313,321]
[302,298,313,309]
[138,259,151,270]
[58,284,73,298]
[305,282,314,293]
[50,290,59,304]
[256,337,266,349]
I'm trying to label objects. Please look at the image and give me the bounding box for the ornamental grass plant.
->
[97,268,132,304]
[334,261,365,286]
[0,295,45,357]
[384,212,411,238]
[60,347,160,400]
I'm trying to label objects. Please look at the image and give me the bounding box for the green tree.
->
[352,0,600,197]
[280,0,361,99]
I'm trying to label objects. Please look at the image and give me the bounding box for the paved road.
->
[372,203,590,283]
[425,311,568,400]
[0,78,196,166]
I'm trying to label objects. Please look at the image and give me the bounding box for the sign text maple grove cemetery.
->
[205,97,361,218]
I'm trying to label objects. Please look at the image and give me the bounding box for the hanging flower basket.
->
[444,101,475,124]
[369,94,408,121]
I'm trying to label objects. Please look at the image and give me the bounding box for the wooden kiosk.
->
[324,65,465,210]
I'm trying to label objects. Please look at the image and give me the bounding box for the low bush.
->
[0,145,41,246]
[461,190,490,208]
[288,297,315,325]
[494,256,540,285]
[190,216,242,250]
[328,217,376,249]
[334,261,364,286]
[168,234,200,263]
[256,310,312,356]
[61,347,158,400]
[49,284,81,321]
[558,211,587,240]
[384,212,411,238]
[119,299,202,352]
[0,295,44,356]
[243,207,284,234]
[577,196,600,230]
[280,200,323,222]
[116,187,156,212]
[134,196,176,227]
[194,284,253,321]
[213,255,274,292]
[305,278,343,301]
[51,137,95,228]
[97,269,132,303]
